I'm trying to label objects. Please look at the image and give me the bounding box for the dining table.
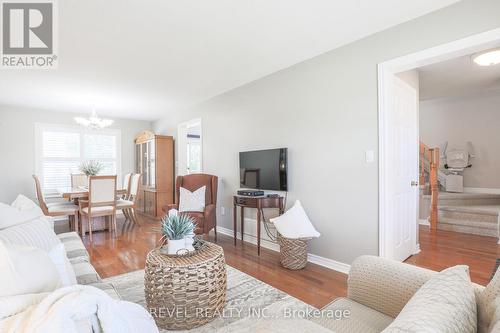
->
[57,186,128,234]
[57,186,128,201]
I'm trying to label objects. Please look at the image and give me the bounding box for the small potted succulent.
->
[160,210,196,255]
[79,160,103,176]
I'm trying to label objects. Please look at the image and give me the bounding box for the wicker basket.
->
[278,233,311,270]
[145,242,227,330]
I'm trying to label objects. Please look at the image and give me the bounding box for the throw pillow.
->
[11,194,44,216]
[179,186,206,212]
[270,200,320,239]
[0,242,60,297]
[487,297,500,333]
[478,267,500,333]
[382,265,476,333]
[0,203,41,230]
[0,217,60,252]
[0,194,48,230]
[48,243,78,287]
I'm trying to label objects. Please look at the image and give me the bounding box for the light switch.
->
[365,150,375,163]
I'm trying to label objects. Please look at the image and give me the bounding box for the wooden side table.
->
[233,195,284,255]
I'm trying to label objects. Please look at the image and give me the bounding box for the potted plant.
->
[160,211,196,255]
[79,160,103,176]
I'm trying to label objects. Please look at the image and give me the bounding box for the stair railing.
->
[419,141,439,231]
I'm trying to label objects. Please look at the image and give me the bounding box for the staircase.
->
[419,142,500,239]
[421,192,500,238]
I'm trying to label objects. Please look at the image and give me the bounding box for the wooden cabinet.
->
[135,131,174,218]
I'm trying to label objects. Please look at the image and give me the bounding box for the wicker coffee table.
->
[144,242,227,330]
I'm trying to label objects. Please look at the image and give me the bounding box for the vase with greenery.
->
[79,160,103,177]
[160,212,196,255]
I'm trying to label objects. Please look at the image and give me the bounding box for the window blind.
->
[35,124,121,194]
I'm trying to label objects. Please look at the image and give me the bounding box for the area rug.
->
[492,259,500,281]
[104,266,331,332]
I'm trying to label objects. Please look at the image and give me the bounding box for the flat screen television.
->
[239,148,288,191]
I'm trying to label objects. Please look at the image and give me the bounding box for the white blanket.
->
[0,285,158,333]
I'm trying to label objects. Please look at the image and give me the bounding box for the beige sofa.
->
[312,255,492,333]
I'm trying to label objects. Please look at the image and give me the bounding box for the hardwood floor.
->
[405,225,499,285]
[57,217,499,310]
[64,215,347,309]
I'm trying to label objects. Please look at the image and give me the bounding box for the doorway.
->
[378,28,500,262]
[177,118,203,176]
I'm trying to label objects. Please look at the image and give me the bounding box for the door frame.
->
[378,28,500,260]
[177,118,203,176]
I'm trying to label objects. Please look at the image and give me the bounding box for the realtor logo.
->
[1,0,57,68]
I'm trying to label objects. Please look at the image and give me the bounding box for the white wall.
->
[154,0,500,265]
[420,91,500,189]
[0,106,152,203]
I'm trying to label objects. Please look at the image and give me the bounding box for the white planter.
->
[166,237,195,255]
[185,234,195,251]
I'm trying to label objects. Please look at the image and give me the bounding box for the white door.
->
[385,76,418,262]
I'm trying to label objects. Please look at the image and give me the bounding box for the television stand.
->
[233,195,284,255]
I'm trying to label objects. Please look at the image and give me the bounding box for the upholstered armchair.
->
[163,174,218,240]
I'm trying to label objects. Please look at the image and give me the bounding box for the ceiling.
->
[0,0,459,121]
[419,49,500,101]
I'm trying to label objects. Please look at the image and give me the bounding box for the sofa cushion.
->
[311,297,393,333]
[57,232,89,260]
[0,218,60,252]
[70,258,101,285]
[382,265,476,333]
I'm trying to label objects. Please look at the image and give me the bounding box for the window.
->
[35,123,121,194]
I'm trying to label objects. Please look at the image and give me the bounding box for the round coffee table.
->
[144,241,227,330]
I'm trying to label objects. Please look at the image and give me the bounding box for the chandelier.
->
[74,110,114,129]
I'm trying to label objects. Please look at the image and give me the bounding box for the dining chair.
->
[122,173,133,200]
[32,175,80,232]
[79,175,117,242]
[117,173,141,225]
[71,174,88,188]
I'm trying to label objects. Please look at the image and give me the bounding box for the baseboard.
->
[464,187,500,195]
[217,226,351,275]
[418,219,430,226]
[306,253,351,274]
[413,243,421,254]
[217,226,279,251]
